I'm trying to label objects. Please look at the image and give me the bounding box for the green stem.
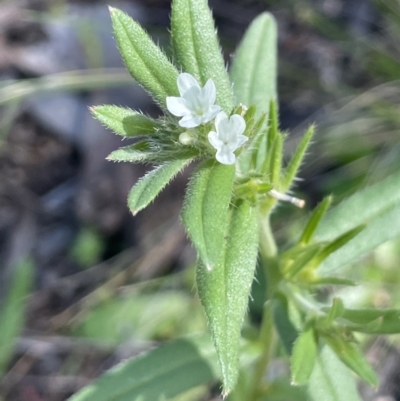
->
[249,216,278,401]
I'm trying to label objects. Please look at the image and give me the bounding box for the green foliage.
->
[307,345,362,401]
[230,13,277,116]
[128,159,190,215]
[290,328,317,386]
[323,335,378,386]
[316,169,400,273]
[282,124,315,191]
[109,7,179,106]
[68,335,220,401]
[91,105,158,137]
[196,201,259,394]
[171,0,234,112]
[83,1,400,400]
[182,161,235,270]
[299,196,332,245]
[0,260,33,374]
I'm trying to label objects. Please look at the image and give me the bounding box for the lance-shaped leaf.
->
[272,294,299,355]
[331,308,400,334]
[230,13,277,118]
[282,124,315,191]
[110,7,179,106]
[307,344,362,401]
[299,196,332,245]
[182,161,235,270]
[171,0,234,112]
[196,201,259,394]
[323,335,378,386]
[128,159,190,215]
[91,105,157,137]
[291,328,317,386]
[67,335,221,401]
[316,169,400,274]
[107,141,154,163]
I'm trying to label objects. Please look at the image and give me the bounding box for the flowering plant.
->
[69,1,400,400]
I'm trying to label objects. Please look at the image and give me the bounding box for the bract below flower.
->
[208,112,248,165]
[166,73,221,128]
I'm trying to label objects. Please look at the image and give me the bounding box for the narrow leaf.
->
[337,308,400,334]
[171,0,234,112]
[67,335,221,401]
[0,260,33,373]
[196,202,259,394]
[316,169,400,242]
[299,196,333,245]
[91,105,157,137]
[283,244,323,279]
[323,298,345,327]
[309,277,356,286]
[230,13,277,117]
[182,161,235,270]
[269,134,284,185]
[291,329,317,386]
[307,344,362,401]
[110,7,179,105]
[312,225,365,269]
[272,294,299,354]
[319,203,400,274]
[282,124,315,191]
[128,159,190,215]
[324,335,378,386]
[107,141,153,163]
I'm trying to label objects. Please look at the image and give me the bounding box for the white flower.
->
[208,112,248,165]
[166,73,221,128]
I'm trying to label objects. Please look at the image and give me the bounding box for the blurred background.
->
[0,0,400,400]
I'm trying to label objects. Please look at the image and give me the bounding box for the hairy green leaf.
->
[282,125,315,191]
[67,335,220,401]
[128,159,190,215]
[299,196,332,245]
[230,13,277,116]
[291,328,317,386]
[196,201,259,394]
[307,344,362,401]
[171,0,234,112]
[272,294,299,354]
[91,105,157,137]
[182,161,235,270]
[110,7,179,105]
[107,141,154,163]
[324,335,378,386]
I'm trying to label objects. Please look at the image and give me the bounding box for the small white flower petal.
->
[208,131,223,149]
[202,79,217,107]
[215,111,228,127]
[236,134,249,148]
[203,105,221,123]
[178,115,198,128]
[168,73,221,128]
[216,145,236,165]
[177,73,200,96]
[229,114,246,136]
[166,96,188,117]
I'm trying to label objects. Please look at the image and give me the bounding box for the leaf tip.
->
[221,390,229,399]
[108,6,116,14]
